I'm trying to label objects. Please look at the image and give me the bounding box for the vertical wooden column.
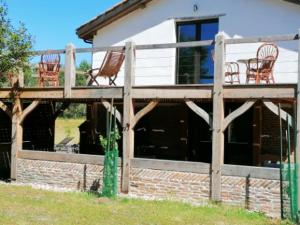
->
[64,43,76,98]
[11,97,22,180]
[211,32,225,201]
[122,41,136,193]
[296,29,300,207]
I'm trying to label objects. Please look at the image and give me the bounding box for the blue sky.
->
[7,0,120,63]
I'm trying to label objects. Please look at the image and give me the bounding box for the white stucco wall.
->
[91,0,300,85]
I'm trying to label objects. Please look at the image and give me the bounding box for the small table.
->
[237,58,262,84]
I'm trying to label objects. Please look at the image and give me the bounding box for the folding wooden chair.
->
[87,51,125,86]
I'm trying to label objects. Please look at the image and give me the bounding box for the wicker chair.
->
[87,51,125,86]
[246,43,279,84]
[211,49,240,84]
[38,53,61,87]
[225,62,240,84]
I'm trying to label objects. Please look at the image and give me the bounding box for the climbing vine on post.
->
[100,102,120,198]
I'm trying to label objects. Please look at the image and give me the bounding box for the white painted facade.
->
[91,0,300,85]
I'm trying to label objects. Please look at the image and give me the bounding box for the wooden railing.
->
[1,30,300,202]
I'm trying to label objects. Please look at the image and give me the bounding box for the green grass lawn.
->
[0,184,291,225]
[55,118,85,145]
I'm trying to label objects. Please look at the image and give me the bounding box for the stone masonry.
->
[16,158,281,218]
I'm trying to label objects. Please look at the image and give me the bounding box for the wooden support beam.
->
[296,28,300,207]
[223,101,256,132]
[121,41,135,193]
[19,100,40,124]
[11,97,22,180]
[211,32,225,202]
[263,100,293,128]
[101,100,123,124]
[132,100,158,128]
[185,100,211,128]
[10,99,40,180]
[64,43,76,98]
[0,100,12,119]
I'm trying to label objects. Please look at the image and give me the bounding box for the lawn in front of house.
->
[0,184,291,225]
[55,118,85,145]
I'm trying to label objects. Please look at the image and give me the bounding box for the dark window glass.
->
[176,19,219,84]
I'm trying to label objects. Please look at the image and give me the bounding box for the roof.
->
[76,0,153,42]
[77,0,300,42]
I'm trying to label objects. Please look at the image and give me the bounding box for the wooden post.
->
[121,41,135,193]
[296,28,300,207]
[64,43,76,98]
[11,97,22,180]
[17,69,24,88]
[211,32,225,201]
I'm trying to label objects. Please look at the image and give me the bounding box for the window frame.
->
[175,18,219,84]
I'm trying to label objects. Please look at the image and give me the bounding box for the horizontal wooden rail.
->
[18,150,108,165]
[31,40,214,55]
[17,151,280,180]
[225,34,299,44]
[30,34,299,55]
[135,40,214,50]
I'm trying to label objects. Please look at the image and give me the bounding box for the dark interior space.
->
[23,103,55,151]
[80,103,122,156]
[134,102,214,162]
[224,103,253,166]
[0,108,12,180]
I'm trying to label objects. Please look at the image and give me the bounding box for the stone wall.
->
[17,159,106,191]
[221,175,280,217]
[130,168,210,203]
[16,158,281,218]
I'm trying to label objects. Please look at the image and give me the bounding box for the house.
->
[75,0,300,166]
[77,0,300,85]
[0,0,299,219]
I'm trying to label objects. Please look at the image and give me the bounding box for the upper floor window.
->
[176,19,219,84]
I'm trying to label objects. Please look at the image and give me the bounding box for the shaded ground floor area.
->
[0,99,294,180]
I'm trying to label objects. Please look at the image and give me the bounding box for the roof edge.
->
[76,0,153,42]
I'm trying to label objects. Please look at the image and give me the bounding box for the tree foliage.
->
[0,1,33,86]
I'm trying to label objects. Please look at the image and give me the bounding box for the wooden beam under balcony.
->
[132,85,213,99]
[0,84,297,100]
[223,84,296,99]
[2,87,124,100]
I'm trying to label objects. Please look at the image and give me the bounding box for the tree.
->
[0,1,33,86]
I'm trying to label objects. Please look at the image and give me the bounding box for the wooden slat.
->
[18,150,108,165]
[185,100,211,127]
[132,158,210,174]
[76,46,125,53]
[132,88,212,99]
[132,100,158,128]
[31,49,65,56]
[122,41,135,193]
[11,97,22,180]
[223,101,256,132]
[64,44,76,98]
[225,34,298,44]
[0,85,296,100]
[223,85,296,99]
[136,40,213,50]
[71,88,123,99]
[16,87,123,99]
[211,32,225,202]
[221,164,280,180]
